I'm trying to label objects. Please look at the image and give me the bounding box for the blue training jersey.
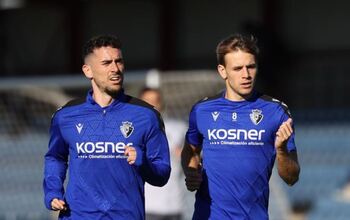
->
[43,90,171,220]
[186,91,296,220]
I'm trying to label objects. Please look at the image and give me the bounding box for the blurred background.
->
[0,0,349,219]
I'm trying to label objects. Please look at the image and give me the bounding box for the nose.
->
[111,61,123,73]
[242,66,250,78]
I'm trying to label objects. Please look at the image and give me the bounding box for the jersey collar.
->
[86,89,126,107]
[221,90,261,104]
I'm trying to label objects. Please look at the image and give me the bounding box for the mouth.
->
[241,82,252,88]
[109,74,122,84]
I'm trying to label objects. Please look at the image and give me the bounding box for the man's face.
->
[83,46,125,96]
[217,50,257,101]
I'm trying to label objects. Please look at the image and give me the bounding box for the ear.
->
[217,64,227,80]
[82,64,93,79]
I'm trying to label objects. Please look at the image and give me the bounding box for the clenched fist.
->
[184,167,202,192]
[51,198,67,211]
[275,118,293,151]
[124,146,137,165]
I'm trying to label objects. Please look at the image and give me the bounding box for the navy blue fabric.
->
[44,90,171,220]
[186,91,296,220]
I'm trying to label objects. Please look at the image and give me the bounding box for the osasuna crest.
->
[120,121,134,138]
[250,109,263,125]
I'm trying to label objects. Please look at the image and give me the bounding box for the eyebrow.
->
[101,58,124,64]
[232,63,256,70]
[246,63,257,68]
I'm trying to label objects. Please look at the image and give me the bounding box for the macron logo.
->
[76,123,83,134]
[211,112,220,121]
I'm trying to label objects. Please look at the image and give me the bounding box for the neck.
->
[92,92,115,107]
[225,89,253,102]
[91,83,121,107]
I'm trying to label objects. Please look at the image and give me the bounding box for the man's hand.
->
[124,146,137,165]
[274,118,300,185]
[184,167,202,192]
[51,198,67,211]
[275,118,293,152]
[181,142,202,192]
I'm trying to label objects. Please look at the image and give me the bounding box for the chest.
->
[196,107,279,145]
[59,108,148,147]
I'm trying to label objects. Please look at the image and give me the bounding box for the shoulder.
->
[258,94,292,117]
[197,92,222,105]
[124,95,160,116]
[124,95,165,130]
[52,97,86,119]
[191,92,223,110]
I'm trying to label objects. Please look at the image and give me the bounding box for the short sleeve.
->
[278,105,297,153]
[185,105,203,147]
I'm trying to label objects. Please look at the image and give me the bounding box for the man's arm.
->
[181,142,202,191]
[275,118,300,186]
[138,134,171,187]
[43,115,69,210]
[137,115,171,187]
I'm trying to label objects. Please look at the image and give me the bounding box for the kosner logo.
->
[76,142,132,154]
[208,129,265,141]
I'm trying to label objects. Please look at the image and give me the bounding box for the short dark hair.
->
[216,34,259,66]
[82,35,122,62]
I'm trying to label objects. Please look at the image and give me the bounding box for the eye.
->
[233,66,243,71]
[247,64,257,69]
[102,61,112,66]
[114,58,124,64]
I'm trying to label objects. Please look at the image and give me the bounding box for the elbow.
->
[158,165,171,186]
[152,177,169,187]
[282,167,300,186]
[146,165,171,187]
[285,175,299,186]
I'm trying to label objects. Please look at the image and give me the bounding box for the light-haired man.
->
[181,34,300,220]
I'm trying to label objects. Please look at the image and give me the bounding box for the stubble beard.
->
[105,79,123,97]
